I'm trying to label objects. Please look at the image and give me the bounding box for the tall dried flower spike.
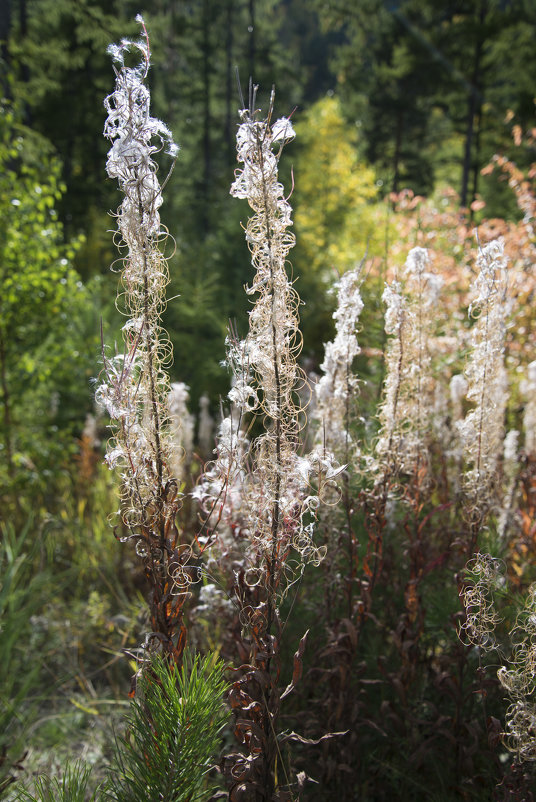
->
[450,374,468,423]
[193,408,250,555]
[521,361,536,457]
[374,247,440,485]
[193,330,253,557]
[458,237,510,523]
[198,394,214,455]
[95,18,188,663]
[498,429,520,540]
[314,266,363,462]
[499,585,536,761]
[168,382,194,483]
[229,90,328,575]
[220,88,340,800]
[460,552,504,651]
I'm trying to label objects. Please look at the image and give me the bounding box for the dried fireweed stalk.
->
[95,18,190,662]
[497,429,520,541]
[503,699,536,762]
[228,89,337,586]
[374,246,441,485]
[458,237,510,524]
[192,329,256,564]
[193,404,251,556]
[311,266,364,624]
[168,381,194,484]
[198,393,214,455]
[499,585,536,761]
[521,360,536,458]
[314,265,363,463]
[214,88,341,799]
[450,373,468,424]
[460,552,504,651]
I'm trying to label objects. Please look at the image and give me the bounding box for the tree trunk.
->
[0,0,12,86]
[248,0,255,80]
[201,0,212,235]
[470,106,482,215]
[391,107,404,194]
[19,0,29,85]
[225,0,234,164]
[460,1,487,208]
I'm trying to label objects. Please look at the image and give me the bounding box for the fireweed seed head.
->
[97,17,180,535]
[314,266,363,460]
[450,374,468,413]
[460,552,504,651]
[503,700,536,761]
[103,18,178,242]
[224,94,340,586]
[469,237,508,318]
[374,247,439,484]
[168,382,195,482]
[198,395,214,455]
[382,280,404,336]
[193,411,251,553]
[521,360,536,456]
[404,246,443,307]
[497,585,536,761]
[459,237,510,514]
[503,429,520,468]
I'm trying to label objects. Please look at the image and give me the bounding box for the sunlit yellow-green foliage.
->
[0,102,98,496]
[293,95,383,280]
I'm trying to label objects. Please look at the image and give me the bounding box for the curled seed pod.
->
[460,552,504,650]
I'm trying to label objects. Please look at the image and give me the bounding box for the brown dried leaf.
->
[279,729,348,745]
[281,629,308,700]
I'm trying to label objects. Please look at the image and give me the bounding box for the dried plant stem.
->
[95,18,190,665]
[267,199,283,636]
[223,89,336,799]
[459,238,509,547]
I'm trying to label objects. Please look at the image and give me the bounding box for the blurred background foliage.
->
[2,0,535,496]
[1,0,535,452]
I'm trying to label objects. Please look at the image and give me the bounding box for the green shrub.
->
[103,650,228,802]
[13,762,100,802]
[0,520,52,794]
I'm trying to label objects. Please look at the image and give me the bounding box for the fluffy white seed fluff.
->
[95,19,180,532]
[168,382,194,482]
[314,267,363,461]
[228,99,332,575]
[521,361,536,457]
[457,238,510,515]
[375,247,441,482]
